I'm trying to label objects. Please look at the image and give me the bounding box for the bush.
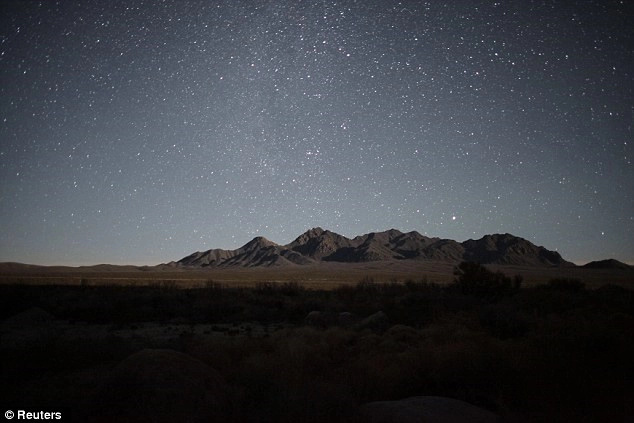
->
[547,278,585,292]
[478,302,529,339]
[2,280,634,421]
[279,281,305,296]
[452,262,518,300]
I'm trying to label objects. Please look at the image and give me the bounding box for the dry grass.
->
[2,260,631,289]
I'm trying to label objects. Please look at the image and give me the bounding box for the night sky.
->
[1,1,632,266]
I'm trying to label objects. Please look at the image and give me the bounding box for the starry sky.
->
[1,1,632,266]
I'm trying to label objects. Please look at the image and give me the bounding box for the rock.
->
[358,396,501,423]
[337,312,358,327]
[2,307,55,328]
[305,311,360,328]
[305,310,324,327]
[0,307,58,348]
[385,324,422,345]
[91,349,232,422]
[354,311,390,332]
[305,310,337,328]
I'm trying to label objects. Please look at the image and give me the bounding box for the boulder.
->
[354,311,390,332]
[305,310,324,327]
[0,307,58,348]
[91,349,232,422]
[305,310,337,327]
[358,396,500,423]
[337,311,358,327]
[306,311,360,328]
[2,307,55,328]
[385,324,423,345]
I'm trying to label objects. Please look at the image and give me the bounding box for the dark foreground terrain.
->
[1,264,633,422]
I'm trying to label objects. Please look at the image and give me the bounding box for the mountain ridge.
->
[582,259,633,270]
[177,228,575,268]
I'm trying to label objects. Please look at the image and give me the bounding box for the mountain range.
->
[177,228,575,268]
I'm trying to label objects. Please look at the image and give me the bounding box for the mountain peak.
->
[244,236,277,248]
[177,229,574,268]
[287,228,353,260]
[288,227,327,246]
[582,259,632,270]
[306,227,325,237]
[462,233,571,266]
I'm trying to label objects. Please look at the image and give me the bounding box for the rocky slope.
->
[177,228,574,268]
[582,259,632,270]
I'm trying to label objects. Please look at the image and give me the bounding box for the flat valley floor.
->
[1,262,633,422]
[1,260,632,289]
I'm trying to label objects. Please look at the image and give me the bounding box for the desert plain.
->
[1,258,633,289]
[1,259,633,422]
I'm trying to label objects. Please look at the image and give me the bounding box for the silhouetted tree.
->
[453,261,518,299]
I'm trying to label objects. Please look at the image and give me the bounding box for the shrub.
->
[478,303,529,339]
[547,278,585,292]
[204,279,225,292]
[452,262,517,300]
[279,281,305,296]
[254,282,276,294]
